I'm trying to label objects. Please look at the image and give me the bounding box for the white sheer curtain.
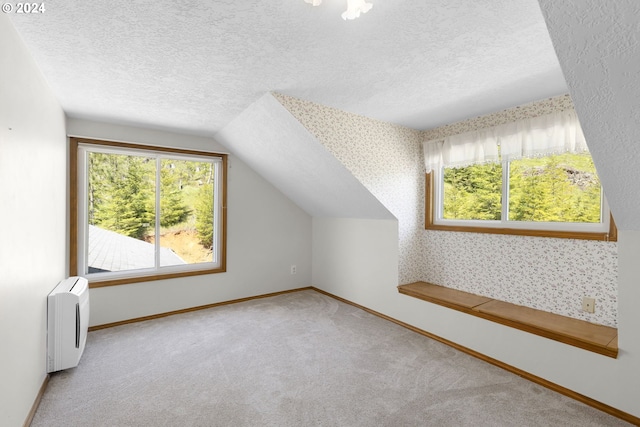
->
[442,128,500,168]
[423,109,588,172]
[498,109,588,161]
[423,139,443,173]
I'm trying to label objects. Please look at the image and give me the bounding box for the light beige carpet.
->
[32,290,630,426]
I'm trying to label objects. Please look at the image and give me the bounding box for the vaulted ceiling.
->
[11,1,639,229]
[538,0,640,230]
[7,0,566,135]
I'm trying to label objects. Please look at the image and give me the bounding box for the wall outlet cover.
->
[582,297,595,313]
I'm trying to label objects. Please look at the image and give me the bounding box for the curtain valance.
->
[423,109,588,172]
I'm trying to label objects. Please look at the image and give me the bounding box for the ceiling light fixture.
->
[304,0,373,20]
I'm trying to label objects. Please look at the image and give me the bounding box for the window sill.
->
[425,223,615,241]
[88,267,225,288]
[397,281,618,358]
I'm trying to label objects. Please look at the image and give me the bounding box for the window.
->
[70,138,227,287]
[424,110,616,241]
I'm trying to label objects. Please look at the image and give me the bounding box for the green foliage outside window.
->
[508,153,601,223]
[160,160,190,228]
[193,161,215,249]
[442,153,601,223]
[195,182,214,249]
[88,153,215,245]
[443,162,502,220]
[89,153,155,239]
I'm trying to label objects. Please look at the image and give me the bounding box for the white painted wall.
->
[312,218,399,309]
[216,94,393,220]
[4,1,638,421]
[67,118,313,327]
[312,221,640,418]
[0,14,67,426]
[276,94,425,285]
[292,88,638,416]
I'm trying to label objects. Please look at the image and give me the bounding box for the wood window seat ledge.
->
[398,282,618,358]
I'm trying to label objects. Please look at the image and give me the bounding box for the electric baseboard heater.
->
[47,277,90,373]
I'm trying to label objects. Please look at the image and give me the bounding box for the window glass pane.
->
[443,163,502,220]
[74,138,227,285]
[87,152,156,273]
[157,159,215,266]
[508,152,601,223]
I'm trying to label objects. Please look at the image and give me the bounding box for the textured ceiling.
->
[216,93,394,219]
[8,0,566,135]
[538,0,640,230]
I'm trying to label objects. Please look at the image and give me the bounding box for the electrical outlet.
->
[290,265,297,275]
[582,297,595,313]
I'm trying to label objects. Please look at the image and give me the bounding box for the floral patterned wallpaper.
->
[423,231,618,326]
[273,93,425,285]
[275,92,618,327]
[422,95,618,327]
[423,94,576,140]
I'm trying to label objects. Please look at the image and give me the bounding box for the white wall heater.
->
[47,276,90,373]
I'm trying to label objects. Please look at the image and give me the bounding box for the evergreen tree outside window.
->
[424,110,615,241]
[70,138,227,287]
[439,153,605,225]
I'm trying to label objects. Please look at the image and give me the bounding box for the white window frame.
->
[431,159,611,235]
[71,138,227,286]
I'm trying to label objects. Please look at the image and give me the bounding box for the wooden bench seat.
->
[398,282,618,358]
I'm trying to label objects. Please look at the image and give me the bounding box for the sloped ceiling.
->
[215,93,394,219]
[13,1,617,225]
[538,0,640,230]
[6,0,566,135]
